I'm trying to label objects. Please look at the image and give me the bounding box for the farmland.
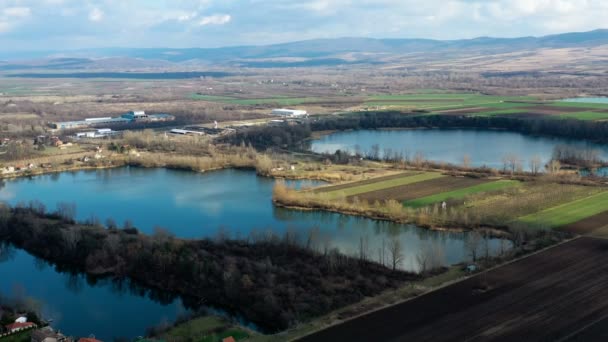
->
[518,191,608,229]
[314,171,443,198]
[191,93,325,106]
[190,90,608,121]
[403,179,520,208]
[349,175,492,203]
[299,237,608,342]
[281,169,608,230]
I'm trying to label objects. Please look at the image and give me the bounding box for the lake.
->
[0,247,187,340]
[310,129,608,170]
[560,97,608,104]
[0,167,507,338]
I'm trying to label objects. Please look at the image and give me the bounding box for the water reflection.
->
[0,168,507,271]
[0,168,511,338]
[310,129,608,170]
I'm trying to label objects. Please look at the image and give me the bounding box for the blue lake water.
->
[310,129,608,170]
[0,167,507,338]
[0,247,186,340]
[560,97,608,104]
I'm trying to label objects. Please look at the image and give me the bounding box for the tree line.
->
[311,112,608,144]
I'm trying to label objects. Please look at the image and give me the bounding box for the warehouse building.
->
[271,108,308,117]
[52,110,175,129]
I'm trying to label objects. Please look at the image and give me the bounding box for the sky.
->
[0,0,606,50]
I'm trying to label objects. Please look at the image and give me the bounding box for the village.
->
[1,308,103,342]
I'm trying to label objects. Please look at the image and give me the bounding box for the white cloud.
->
[3,7,31,18]
[198,14,231,26]
[178,12,198,22]
[88,7,104,22]
[0,21,11,33]
[0,0,607,49]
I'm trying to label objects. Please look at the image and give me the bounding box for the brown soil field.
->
[299,237,608,342]
[560,210,608,236]
[350,176,489,202]
[313,172,420,193]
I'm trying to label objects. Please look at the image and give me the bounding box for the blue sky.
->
[0,0,606,50]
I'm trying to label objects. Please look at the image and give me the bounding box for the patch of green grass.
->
[557,111,608,121]
[228,97,317,106]
[0,330,32,342]
[518,191,608,228]
[200,329,249,342]
[551,101,608,109]
[325,172,444,198]
[403,180,520,208]
[190,93,321,106]
[471,109,529,117]
[160,316,249,342]
[190,94,238,101]
[365,93,537,112]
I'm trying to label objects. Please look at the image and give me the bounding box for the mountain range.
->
[1,29,608,72]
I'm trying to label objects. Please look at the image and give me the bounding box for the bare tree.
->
[465,231,482,262]
[416,242,445,274]
[377,238,386,267]
[369,144,380,160]
[462,154,471,169]
[529,155,542,175]
[62,227,81,252]
[358,235,370,262]
[503,153,521,174]
[56,202,77,222]
[388,236,403,271]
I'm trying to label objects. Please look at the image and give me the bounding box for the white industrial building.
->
[271,108,307,117]
[75,128,117,138]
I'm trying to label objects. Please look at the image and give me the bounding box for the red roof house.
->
[79,338,103,342]
[5,321,37,333]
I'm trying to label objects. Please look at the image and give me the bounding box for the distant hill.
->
[1,29,607,71]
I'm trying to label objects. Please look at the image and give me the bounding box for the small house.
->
[78,337,102,342]
[31,327,69,342]
[5,321,36,333]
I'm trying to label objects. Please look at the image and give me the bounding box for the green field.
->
[518,191,608,228]
[191,93,321,106]
[403,180,520,208]
[557,111,608,121]
[324,172,444,198]
[190,91,608,121]
[159,316,250,342]
[365,93,535,111]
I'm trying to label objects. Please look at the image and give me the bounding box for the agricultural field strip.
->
[321,172,444,198]
[349,175,490,203]
[299,237,608,342]
[518,191,608,228]
[313,172,422,193]
[561,211,608,237]
[403,179,520,208]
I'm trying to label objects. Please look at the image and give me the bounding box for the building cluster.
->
[1,162,43,175]
[34,135,73,149]
[52,111,175,130]
[74,129,118,139]
[1,316,103,342]
[169,125,234,136]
